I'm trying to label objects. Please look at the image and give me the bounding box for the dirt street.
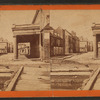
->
[51,52,100,90]
[51,52,100,71]
[0,53,50,91]
[0,52,100,90]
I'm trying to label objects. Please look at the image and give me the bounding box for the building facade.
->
[12,10,82,61]
[92,23,100,58]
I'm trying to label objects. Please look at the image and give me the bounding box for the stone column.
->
[14,36,18,59]
[94,35,98,58]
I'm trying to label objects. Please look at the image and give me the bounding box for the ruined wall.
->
[69,36,73,53]
[32,10,50,29]
[76,39,80,53]
[52,27,65,56]
[74,37,80,53]
[64,30,70,55]
[50,35,64,56]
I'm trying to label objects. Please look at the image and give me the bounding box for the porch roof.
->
[12,24,41,36]
[12,24,40,31]
[92,23,100,30]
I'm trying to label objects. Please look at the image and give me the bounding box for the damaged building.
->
[12,10,55,60]
[12,10,83,61]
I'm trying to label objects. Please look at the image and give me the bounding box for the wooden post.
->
[39,33,42,60]
[94,35,98,58]
[14,36,18,59]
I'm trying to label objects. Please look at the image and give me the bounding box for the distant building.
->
[64,30,80,55]
[79,36,93,53]
[18,43,30,55]
[79,37,88,53]
[80,41,88,53]
[0,42,8,54]
[0,37,13,54]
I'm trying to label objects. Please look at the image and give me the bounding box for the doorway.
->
[17,34,40,59]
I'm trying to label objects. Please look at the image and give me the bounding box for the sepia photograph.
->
[0,9,100,91]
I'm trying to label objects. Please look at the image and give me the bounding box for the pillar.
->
[43,32,50,60]
[63,30,65,55]
[94,35,98,58]
[39,33,42,60]
[14,36,18,59]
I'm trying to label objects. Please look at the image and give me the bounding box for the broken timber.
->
[5,66,24,91]
[51,68,93,72]
[83,68,100,90]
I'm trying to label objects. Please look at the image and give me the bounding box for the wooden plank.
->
[83,68,100,90]
[5,66,24,91]
[13,30,40,36]
[0,69,13,73]
[51,72,91,76]
[52,68,93,72]
[0,73,12,77]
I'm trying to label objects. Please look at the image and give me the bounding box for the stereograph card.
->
[0,4,99,98]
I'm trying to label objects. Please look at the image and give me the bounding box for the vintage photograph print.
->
[0,5,100,97]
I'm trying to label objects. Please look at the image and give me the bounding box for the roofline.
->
[64,29,73,36]
[32,10,40,24]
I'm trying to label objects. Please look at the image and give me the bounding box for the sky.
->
[0,10,100,42]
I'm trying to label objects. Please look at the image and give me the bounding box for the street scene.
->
[0,10,100,91]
